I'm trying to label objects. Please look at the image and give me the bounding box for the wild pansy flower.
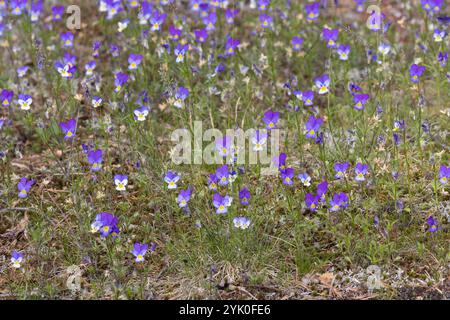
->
[433,29,447,42]
[106,0,123,20]
[213,193,232,214]
[17,66,29,77]
[421,0,443,12]
[334,162,349,180]
[305,115,323,139]
[298,173,311,187]
[18,94,32,110]
[169,25,182,41]
[216,165,230,186]
[315,74,330,95]
[393,119,405,132]
[233,217,251,229]
[174,43,189,63]
[239,188,251,205]
[225,9,239,24]
[225,37,240,56]
[1,89,13,107]
[438,52,448,67]
[174,86,189,108]
[61,32,74,48]
[150,11,167,31]
[92,41,101,58]
[354,0,366,13]
[85,60,97,76]
[87,149,103,171]
[30,0,44,22]
[114,72,129,92]
[52,5,65,20]
[164,171,180,189]
[292,36,304,52]
[410,64,425,83]
[353,93,370,110]
[305,2,320,21]
[10,0,27,15]
[55,61,76,79]
[259,14,273,28]
[355,162,369,182]
[194,29,208,43]
[134,107,149,122]
[118,19,130,32]
[263,110,280,130]
[426,215,439,233]
[317,180,328,202]
[59,118,77,139]
[258,0,270,10]
[92,96,102,108]
[91,212,119,237]
[138,1,153,24]
[302,90,314,106]
[128,53,143,70]
[216,136,233,157]
[329,192,349,212]
[273,153,287,171]
[439,165,449,184]
[207,173,218,190]
[203,11,217,31]
[337,44,350,60]
[177,188,192,208]
[114,175,128,191]
[378,42,391,56]
[11,250,23,269]
[305,193,319,212]
[252,130,268,151]
[281,168,295,185]
[127,0,140,9]
[132,242,148,262]
[322,27,339,48]
[17,177,34,199]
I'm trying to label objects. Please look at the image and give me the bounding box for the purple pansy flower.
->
[59,118,77,140]
[164,171,180,189]
[263,110,280,130]
[322,27,339,48]
[305,115,323,139]
[292,36,304,51]
[114,72,129,92]
[252,130,268,151]
[239,188,251,205]
[305,193,319,212]
[315,74,330,95]
[213,193,232,214]
[11,250,24,268]
[337,44,351,60]
[132,242,149,262]
[426,216,439,232]
[355,162,369,181]
[216,136,233,157]
[233,216,251,229]
[305,2,320,21]
[329,192,349,212]
[225,37,240,56]
[18,94,32,110]
[61,32,74,48]
[353,93,370,111]
[87,149,103,171]
[334,162,349,180]
[17,177,35,199]
[128,54,143,70]
[302,90,315,106]
[194,29,208,43]
[410,64,426,83]
[91,212,119,237]
[207,173,218,190]
[177,188,192,208]
[1,89,14,107]
[174,86,189,108]
[114,175,128,191]
[439,165,449,184]
[280,168,295,185]
[216,165,230,186]
[317,180,328,202]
